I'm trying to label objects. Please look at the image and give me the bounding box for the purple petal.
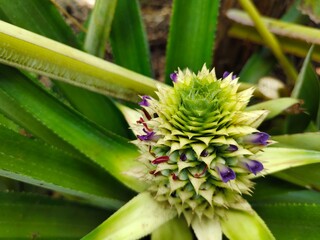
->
[139,95,151,107]
[243,132,270,145]
[227,144,238,152]
[217,166,236,183]
[223,71,230,79]
[200,150,209,157]
[245,160,264,175]
[137,129,156,141]
[170,72,178,82]
[223,71,237,80]
[180,153,187,161]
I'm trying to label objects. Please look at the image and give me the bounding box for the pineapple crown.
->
[133,66,270,224]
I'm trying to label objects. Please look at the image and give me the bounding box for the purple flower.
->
[217,165,236,183]
[243,132,270,145]
[200,150,209,157]
[139,95,151,107]
[137,128,156,141]
[244,160,264,175]
[170,72,178,82]
[180,153,187,161]
[227,144,238,152]
[222,71,237,80]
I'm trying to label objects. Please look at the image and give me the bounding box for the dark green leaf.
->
[0,66,145,192]
[274,163,320,191]
[253,190,320,240]
[0,0,131,138]
[0,191,111,239]
[286,46,320,133]
[110,0,153,77]
[0,125,131,209]
[165,0,220,84]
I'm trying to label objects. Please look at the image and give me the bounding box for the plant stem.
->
[238,0,298,83]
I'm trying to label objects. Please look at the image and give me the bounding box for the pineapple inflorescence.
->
[133,66,270,224]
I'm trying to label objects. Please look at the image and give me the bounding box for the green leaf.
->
[151,217,193,240]
[221,207,275,240]
[229,23,320,62]
[0,66,146,192]
[254,147,320,176]
[252,190,320,240]
[239,1,308,83]
[300,0,320,23]
[272,132,320,151]
[0,0,131,137]
[0,19,161,102]
[0,125,131,209]
[110,0,152,77]
[0,68,81,156]
[82,192,177,240]
[191,217,222,240]
[84,0,117,58]
[250,177,304,202]
[286,46,320,133]
[236,1,298,82]
[274,163,320,191]
[0,191,111,239]
[246,98,299,120]
[165,0,220,84]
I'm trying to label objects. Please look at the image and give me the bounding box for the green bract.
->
[133,66,270,224]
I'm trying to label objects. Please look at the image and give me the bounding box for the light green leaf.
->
[110,0,152,77]
[0,20,163,102]
[236,1,297,82]
[0,66,146,192]
[299,0,320,23]
[82,192,177,240]
[152,217,193,240]
[192,217,222,240]
[0,125,131,209]
[229,23,320,62]
[221,208,275,240]
[239,0,308,83]
[246,98,299,120]
[272,132,320,151]
[84,0,117,58]
[0,0,132,137]
[165,0,220,84]
[254,147,320,176]
[0,191,111,239]
[252,190,320,239]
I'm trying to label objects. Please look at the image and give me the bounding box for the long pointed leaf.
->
[255,147,320,176]
[272,132,320,151]
[110,0,152,77]
[0,125,130,209]
[152,217,193,240]
[165,0,220,84]
[0,191,111,239]
[252,190,320,239]
[0,66,146,192]
[0,1,132,137]
[84,0,117,58]
[82,192,177,240]
[221,208,275,240]
[286,46,320,133]
[0,20,162,102]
